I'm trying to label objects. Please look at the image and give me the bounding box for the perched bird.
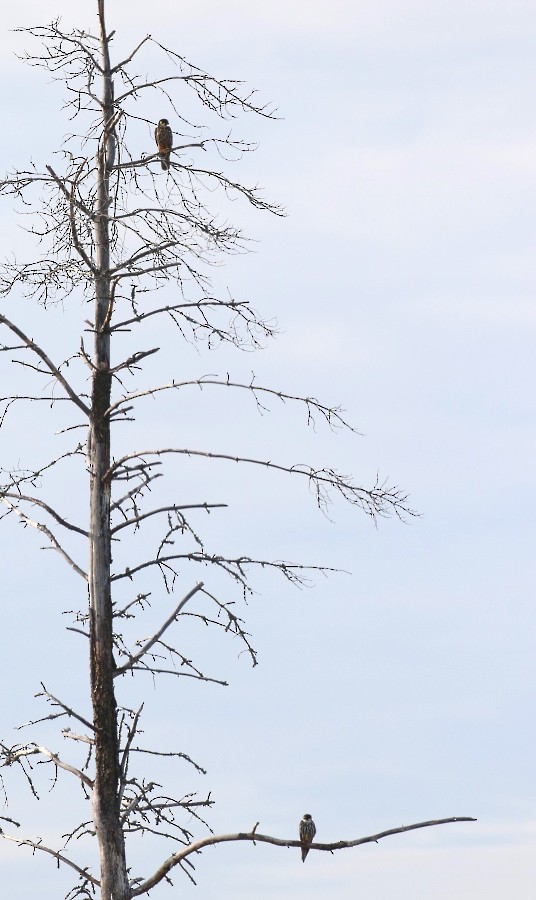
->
[299,813,316,862]
[154,118,173,170]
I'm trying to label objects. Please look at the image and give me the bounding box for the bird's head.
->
[302,813,312,821]
[158,118,169,125]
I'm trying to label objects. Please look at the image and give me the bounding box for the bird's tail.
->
[161,154,170,171]
[301,845,309,863]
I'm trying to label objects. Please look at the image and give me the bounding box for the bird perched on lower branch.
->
[154,118,173,170]
[299,813,316,862]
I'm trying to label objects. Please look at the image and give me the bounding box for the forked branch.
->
[1,743,93,789]
[114,582,204,676]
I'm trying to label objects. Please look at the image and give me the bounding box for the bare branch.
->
[1,744,93,789]
[1,499,88,580]
[33,685,96,734]
[62,730,94,747]
[105,375,358,433]
[139,38,278,120]
[109,347,159,374]
[109,299,276,351]
[110,502,227,534]
[110,551,334,589]
[106,448,413,520]
[0,316,90,416]
[15,21,103,75]
[128,747,206,774]
[125,666,227,685]
[111,34,151,73]
[0,831,99,887]
[181,163,283,215]
[110,474,162,512]
[133,817,476,895]
[1,492,88,536]
[0,447,85,500]
[114,583,203,676]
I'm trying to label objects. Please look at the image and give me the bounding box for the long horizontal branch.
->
[105,448,412,519]
[0,831,99,887]
[105,376,356,433]
[124,666,227,685]
[0,315,90,416]
[132,817,476,896]
[109,298,255,332]
[0,394,70,403]
[103,201,217,225]
[110,551,333,585]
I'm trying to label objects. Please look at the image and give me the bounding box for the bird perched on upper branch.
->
[154,118,173,170]
[299,813,316,862]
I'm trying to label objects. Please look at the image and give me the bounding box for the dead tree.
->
[0,2,473,898]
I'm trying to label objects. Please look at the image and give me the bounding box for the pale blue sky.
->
[1,2,535,898]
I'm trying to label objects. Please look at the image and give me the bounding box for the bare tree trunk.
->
[88,3,130,898]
